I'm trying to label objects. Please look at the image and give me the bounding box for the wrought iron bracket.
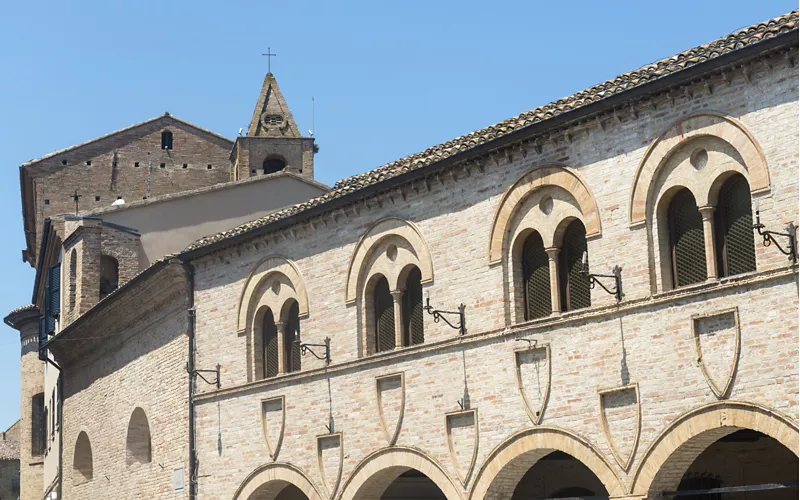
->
[423,296,466,336]
[753,209,797,264]
[295,336,332,364]
[187,363,220,389]
[581,252,623,302]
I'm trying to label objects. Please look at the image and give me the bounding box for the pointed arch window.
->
[261,308,279,379]
[522,232,551,320]
[402,267,424,347]
[373,276,395,352]
[161,130,173,150]
[715,175,756,277]
[283,300,301,373]
[669,189,707,288]
[559,219,591,311]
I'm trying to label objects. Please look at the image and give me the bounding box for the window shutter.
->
[374,277,395,352]
[282,302,302,373]
[522,232,551,320]
[716,176,756,277]
[38,317,48,361]
[561,220,591,311]
[403,268,424,346]
[670,189,707,287]
[263,313,279,378]
[44,284,54,335]
[49,264,61,318]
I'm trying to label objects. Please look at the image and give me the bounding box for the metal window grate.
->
[522,232,551,320]
[670,189,707,287]
[561,220,591,311]
[716,175,756,277]
[263,309,278,378]
[374,277,396,352]
[403,267,424,346]
[284,301,301,372]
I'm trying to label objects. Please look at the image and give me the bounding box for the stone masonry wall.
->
[19,324,44,500]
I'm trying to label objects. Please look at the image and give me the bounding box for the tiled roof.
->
[185,10,798,254]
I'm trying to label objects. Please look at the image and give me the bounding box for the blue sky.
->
[0,1,794,429]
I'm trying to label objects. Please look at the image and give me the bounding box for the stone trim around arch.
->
[630,401,799,496]
[232,462,324,500]
[344,217,434,305]
[488,165,602,265]
[338,446,463,500]
[236,255,310,335]
[468,426,625,500]
[628,111,770,227]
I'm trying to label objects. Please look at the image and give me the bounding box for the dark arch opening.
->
[380,468,447,499]
[100,255,119,300]
[283,300,301,373]
[401,266,423,347]
[521,231,550,320]
[714,174,756,278]
[263,157,286,175]
[373,276,395,353]
[559,219,590,311]
[262,308,278,379]
[161,130,173,150]
[511,451,609,499]
[668,188,706,288]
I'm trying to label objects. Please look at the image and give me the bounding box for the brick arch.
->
[233,462,323,500]
[338,447,463,500]
[468,427,624,500]
[629,111,769,227]
[237,255,309,335]
[631,401,798,496]
[345,217,434,305]
[488,165,601,265]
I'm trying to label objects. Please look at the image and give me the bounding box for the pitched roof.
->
[182,10,797,254]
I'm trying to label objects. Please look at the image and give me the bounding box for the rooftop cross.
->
[262,48,277,74]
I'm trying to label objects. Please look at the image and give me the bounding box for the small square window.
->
[86,160,92,166]
[95,196,100,201]
[160,163,166,169]
[207,164,212,170]
[183,163,188,169]
[61,160,67,166]
[44,199,50,205]
[134,162,140,168]
[251,169,256,174]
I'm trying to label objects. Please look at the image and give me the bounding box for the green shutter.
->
[374,277,395,352]
[562,220,591,311]
[49,264,61,318]
[717,176,756,277]
[670,189,707,287]
[522,232,551,320]
[403,268,424,346]
[263,310,278,378]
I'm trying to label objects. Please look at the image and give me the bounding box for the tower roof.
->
[247,73,302,138]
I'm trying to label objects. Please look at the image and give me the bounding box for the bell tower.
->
[231,73,316,181]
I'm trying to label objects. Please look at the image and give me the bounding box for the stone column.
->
[699,206,718,281]
[275,321,286,374]
[545,247,562,315]
[390,290,404,349]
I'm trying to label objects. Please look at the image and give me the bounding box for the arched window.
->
[559,219,590,311]
[283,300,301,373]
[125,408,152,466]
[99,255,119,300]
[73,431,93,484]
[402,267,424,347]
[522,232,550,320]
[373,276,395,352]
[263,157,286,175]
[69,250,77,313]
[261,308,279,379]
[161,130,173,150]
[668,189,707,288]
[715,175,756,277]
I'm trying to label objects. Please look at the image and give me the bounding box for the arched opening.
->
[99,255,119,300]
[73,431,93,484]
[558,219,590,311]
[247,482,310,500]
[373,275,395,353]
[161,130,173,150]
[714,174,756,278]
[126,407,152,466]
[401,266,423,347]
[508,451,609,499]
[521,231,550,320]
[668,189,706,288]
[283,300,301,373]
[379,469,447,499]
[263,157,286,175]
[261,308,279,379]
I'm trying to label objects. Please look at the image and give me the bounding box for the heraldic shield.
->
[445,408,479,488]
[514,343,551,425]
[317,432,343,499]
[375,372,405,446]
[691,308,741,399]
[261,396,285,461]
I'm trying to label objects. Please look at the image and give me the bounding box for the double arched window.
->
[521,232,550,320]
[257,300,301,379]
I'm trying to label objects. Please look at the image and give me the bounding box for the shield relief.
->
[514,343,551,425]
[261,396,285,461]
[317,432,343,499]
[598,383,640,471]
[445,408,479,488]
[375,372,405,446]
[691,308,741,399]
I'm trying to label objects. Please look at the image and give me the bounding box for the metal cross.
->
[262,48,277,73]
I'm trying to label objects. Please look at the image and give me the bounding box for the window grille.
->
[284,301,301,373]
[522,232,551,320]
[402,267,424,347]
[560,219,591,311]
[262,309,278,378]
[373,276,395,352]
[669,189,707,287]
[715,175,756,277]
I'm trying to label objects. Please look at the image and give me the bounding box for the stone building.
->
[5,9,800,500]
[0,420,20,499]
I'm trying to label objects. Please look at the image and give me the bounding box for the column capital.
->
[390,289,405,301]
[698,205,716,218]
[544,247,561,259]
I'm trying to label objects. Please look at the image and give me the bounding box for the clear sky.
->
[0,1,795,429]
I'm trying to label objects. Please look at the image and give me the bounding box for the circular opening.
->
[386,244,398,261]
[539,196,554,215]
[690,148,708,170]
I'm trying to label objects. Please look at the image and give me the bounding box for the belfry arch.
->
[232,463,323,500]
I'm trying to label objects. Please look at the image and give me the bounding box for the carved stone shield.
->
[375,372,405,446]
[445,408,479,487]
[261,396,285,461]
[691,308,741,399]
[317,433,343,499]
[514,344,551,425]
[598,383,640,471]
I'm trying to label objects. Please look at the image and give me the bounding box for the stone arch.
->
[232,462,323,500]
[237,255,309,335]
[488,164,601,265]
[468,427,624,500]
[629,111,769,227]
[73,430,94,485]
[338,447,463,500]
[345,217,434,305]
[126,407,152,466]
[631,401,798,496]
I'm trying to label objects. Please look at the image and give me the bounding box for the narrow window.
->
[283,301,301,373]
[715,175,756,277]
[262,308,278,379]
[160,163,166,169]
[559,219,591,311]
[373,276,395,352]
[69,251,77,312]
[99,256,119,300]
[522,232,551,320]
[31,393,45,456]
[669,189,707,287]
[44,199,50,205]
[125,408,152,466]
[263,158,286,175]
[73,431,93,484]
[161,130,173,150]
[402,267,424,347]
